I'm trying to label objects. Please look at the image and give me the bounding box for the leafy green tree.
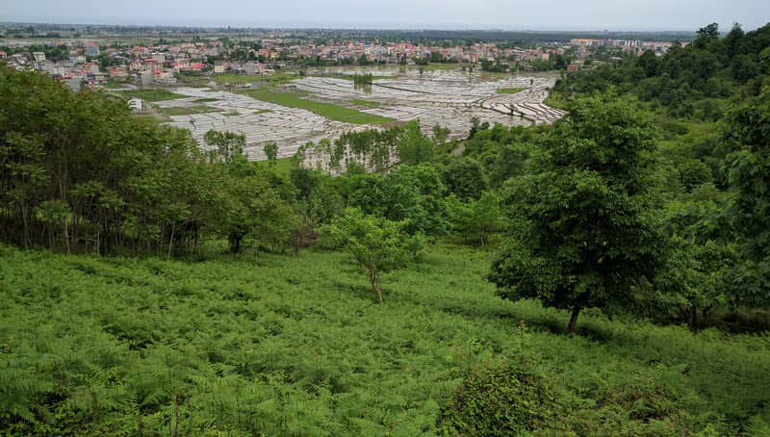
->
[694,23,721,50]
[397,121,434,165]
[344,164,448,236]
[0,65,206,255]
[723,91,770,307]
[204,130,245,163]
[263,141,278,167]
[432,124,450,148]
[321,208,422,303]
[638,50,660,77]
[654,187,736,330]
[731,54,760,83]
[440,156,489,201]
[490,99,668,334]
[289,166,343,251]
[448,191,504,246]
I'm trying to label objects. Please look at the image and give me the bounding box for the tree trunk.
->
[229,232,242,254]
[689,305,699,332]
[567,306,581,335]
[371,276,383,304]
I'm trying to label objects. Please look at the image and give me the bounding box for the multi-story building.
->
[151,52,166,64]
[85,43,99,56]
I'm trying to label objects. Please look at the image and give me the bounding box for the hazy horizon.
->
[3,0,769,32]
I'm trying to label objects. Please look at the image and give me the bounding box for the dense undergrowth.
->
[2,243,769,435]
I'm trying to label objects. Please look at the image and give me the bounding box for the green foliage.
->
[297,121,437,173]
[723,90,770,307]
[447,191,504,246]
[203,129,245,163]
[439,156,489,200]
[352,73,374,85]
[343,164,449,236]
[432,124,450,148]
[263,141,278,166]
[2,243,768,435]
[241,88,394,124]
[554,22,770,118]
[438,354,555,435]
[0,65,208,255]
[397,121,435,166]
[490,99,668,333]
[320,208,423,302]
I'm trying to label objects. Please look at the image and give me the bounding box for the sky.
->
[2,0,769,31]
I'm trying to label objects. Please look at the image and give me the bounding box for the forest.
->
[1,22,770,435]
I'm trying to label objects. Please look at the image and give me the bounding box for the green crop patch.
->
[496,87,525,94]
[242,89,394,124]
[161,105,223,116]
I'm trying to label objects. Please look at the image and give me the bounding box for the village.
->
[0,24,685,92]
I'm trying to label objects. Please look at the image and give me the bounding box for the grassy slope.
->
[1,243,769,435]
[241,89,394,125]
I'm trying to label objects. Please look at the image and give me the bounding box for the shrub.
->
[437,357,558,436]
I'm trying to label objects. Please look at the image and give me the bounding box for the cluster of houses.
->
[569,38,689,57]
[0,37,564,91]
[1,40,233,91]
[274,40,559,64]
[0,36,621,91]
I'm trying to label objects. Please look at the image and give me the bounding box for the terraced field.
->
[156,67,565,160]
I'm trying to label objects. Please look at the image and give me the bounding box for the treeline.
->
[555,22,770,119]
[0,64,482,260]
[0,64,292,256]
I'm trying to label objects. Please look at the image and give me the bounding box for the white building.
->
[128,98,144,111]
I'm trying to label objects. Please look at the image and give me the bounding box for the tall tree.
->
[489,99,668,334]
[723,91,770,307]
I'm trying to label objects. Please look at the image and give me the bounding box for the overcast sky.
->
[3,0,769,31]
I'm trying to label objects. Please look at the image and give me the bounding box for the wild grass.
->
[1,242,768,434]
[496,87,525,94]
[241,89,394,124]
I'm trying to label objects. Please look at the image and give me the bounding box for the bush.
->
[437,357,558,436]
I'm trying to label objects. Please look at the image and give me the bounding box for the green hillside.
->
[2,243,769,435]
